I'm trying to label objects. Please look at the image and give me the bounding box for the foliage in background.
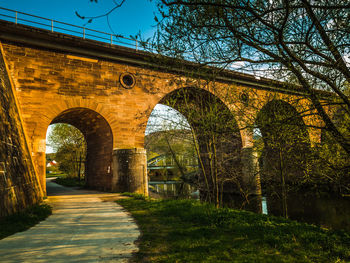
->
[314,108,350,194]
[158,87,245,208]
[146,129,198,181]
[47,123,86,181]
[253,96,349,218]
[0,204,52,240]
[117,196,350,263]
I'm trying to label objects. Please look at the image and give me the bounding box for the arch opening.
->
[255,100,311,217]
[149,87,244,206]
[145,104,199,198]
[47,107,113,191]
[46,123,86,183]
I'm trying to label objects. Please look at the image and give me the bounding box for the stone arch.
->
[32,99,119,150]
[151,86,244,203]
[50,107,114,191]
[24,98,120,194]
[256,99,310,146]
[255,99,311,215]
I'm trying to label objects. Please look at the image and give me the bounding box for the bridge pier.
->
[239,127,262,213]
[32,151,46,196]
[240,128,261,195]
[112,148,148,196]
[241,146,261,195]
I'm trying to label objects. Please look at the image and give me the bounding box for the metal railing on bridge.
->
[0,6,149,51]
[0,7,272,86]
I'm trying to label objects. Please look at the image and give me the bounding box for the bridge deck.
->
[0,17,318,96]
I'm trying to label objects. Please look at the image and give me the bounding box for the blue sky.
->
[0,0,158,39]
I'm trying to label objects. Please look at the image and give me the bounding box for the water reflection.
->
[149,181,198,199]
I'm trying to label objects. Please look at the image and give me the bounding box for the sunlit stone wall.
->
[0,44,43,217]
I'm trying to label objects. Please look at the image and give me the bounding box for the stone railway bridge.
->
[0,20,326,216]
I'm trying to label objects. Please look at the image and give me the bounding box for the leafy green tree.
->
[47,124,86,180]
[314,107,350,195]
[145,107,199,182]
[153,0,350,156]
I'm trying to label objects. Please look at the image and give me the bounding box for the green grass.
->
[45,171,66,178]
[117,196,350,263]
[0,203,52,240]
[54,177,85,187]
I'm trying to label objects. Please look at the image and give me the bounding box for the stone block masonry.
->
[0,20,327,215]
[0,43,43,217]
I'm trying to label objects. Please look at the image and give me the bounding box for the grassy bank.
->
[45,171,66,178]
[117,195,350,263]
[0,203,52,240]
[54,177,85,187]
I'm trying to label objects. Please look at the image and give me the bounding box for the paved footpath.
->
[0,178,140,263]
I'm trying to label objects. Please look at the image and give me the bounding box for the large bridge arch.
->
[147,86,249,202]
[50,107,113,191]
[24,98,119,194]
[255,99,311,147]
[158,86,243,164]
[255,99,312,216]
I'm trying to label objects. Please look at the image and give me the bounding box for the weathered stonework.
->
[51,108,113,191]
[0,44,43,217]
[0,20,328,210]
[112,148,148,195]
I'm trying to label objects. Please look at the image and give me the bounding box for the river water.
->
[149,181,198,199]
[265,193,350,231]
[149,181,350,232]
